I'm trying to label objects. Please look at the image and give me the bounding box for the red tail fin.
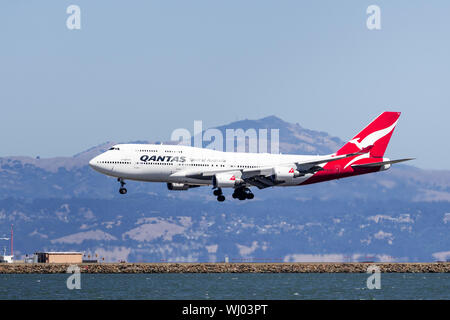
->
[336,112,401,158]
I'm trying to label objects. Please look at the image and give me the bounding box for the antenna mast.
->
[10,224,13,257]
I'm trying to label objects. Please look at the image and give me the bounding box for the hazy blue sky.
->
[1,1,449,169]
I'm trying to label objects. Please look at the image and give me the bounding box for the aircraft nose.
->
[89,156,100,170]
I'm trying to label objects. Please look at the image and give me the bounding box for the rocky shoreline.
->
[1,262,450,274]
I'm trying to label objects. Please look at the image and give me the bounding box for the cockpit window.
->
[109,147,120,150]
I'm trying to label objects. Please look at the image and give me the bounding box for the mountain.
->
[211,115,343,155]
[0,116,449,263]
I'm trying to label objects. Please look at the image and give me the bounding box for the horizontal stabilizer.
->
[351,158,415,168]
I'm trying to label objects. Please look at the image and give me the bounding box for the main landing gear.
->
[118,178,127,194]
[213,187,255,202]
[232,187,254,201]
[213,188,225,202]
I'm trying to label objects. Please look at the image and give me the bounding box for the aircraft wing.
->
[241,152,364,189]
[293,152,363,174]
[179,151,364,188]
[178,168,239,180]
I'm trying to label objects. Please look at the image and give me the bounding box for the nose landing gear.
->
[118,178,127,194]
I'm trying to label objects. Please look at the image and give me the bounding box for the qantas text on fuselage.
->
[89,112,413,201]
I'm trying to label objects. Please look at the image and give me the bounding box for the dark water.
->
[0,273,449,299]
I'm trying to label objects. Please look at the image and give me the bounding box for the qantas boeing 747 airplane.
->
[89,112,413,201]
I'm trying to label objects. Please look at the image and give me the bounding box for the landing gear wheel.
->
[118,178,127,195]
[233,187,254,200]
[213,187,225,201]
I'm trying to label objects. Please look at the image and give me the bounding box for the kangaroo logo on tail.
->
[336,111,401,158]
[348,120,398,150]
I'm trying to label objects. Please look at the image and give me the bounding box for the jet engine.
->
[167,183,198,190]
[212,172,243,188]
[271,166,301,182]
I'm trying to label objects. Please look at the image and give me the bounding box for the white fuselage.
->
[88,112,409,201]
[89,144,321,187]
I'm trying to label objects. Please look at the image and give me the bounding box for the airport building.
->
[35,252,83,264]
[0,254,13,263]
[0,244,13,263]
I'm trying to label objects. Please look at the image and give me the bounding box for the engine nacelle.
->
[213,172,243,188]
[271,166,300,182]
[167,183,191,191]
